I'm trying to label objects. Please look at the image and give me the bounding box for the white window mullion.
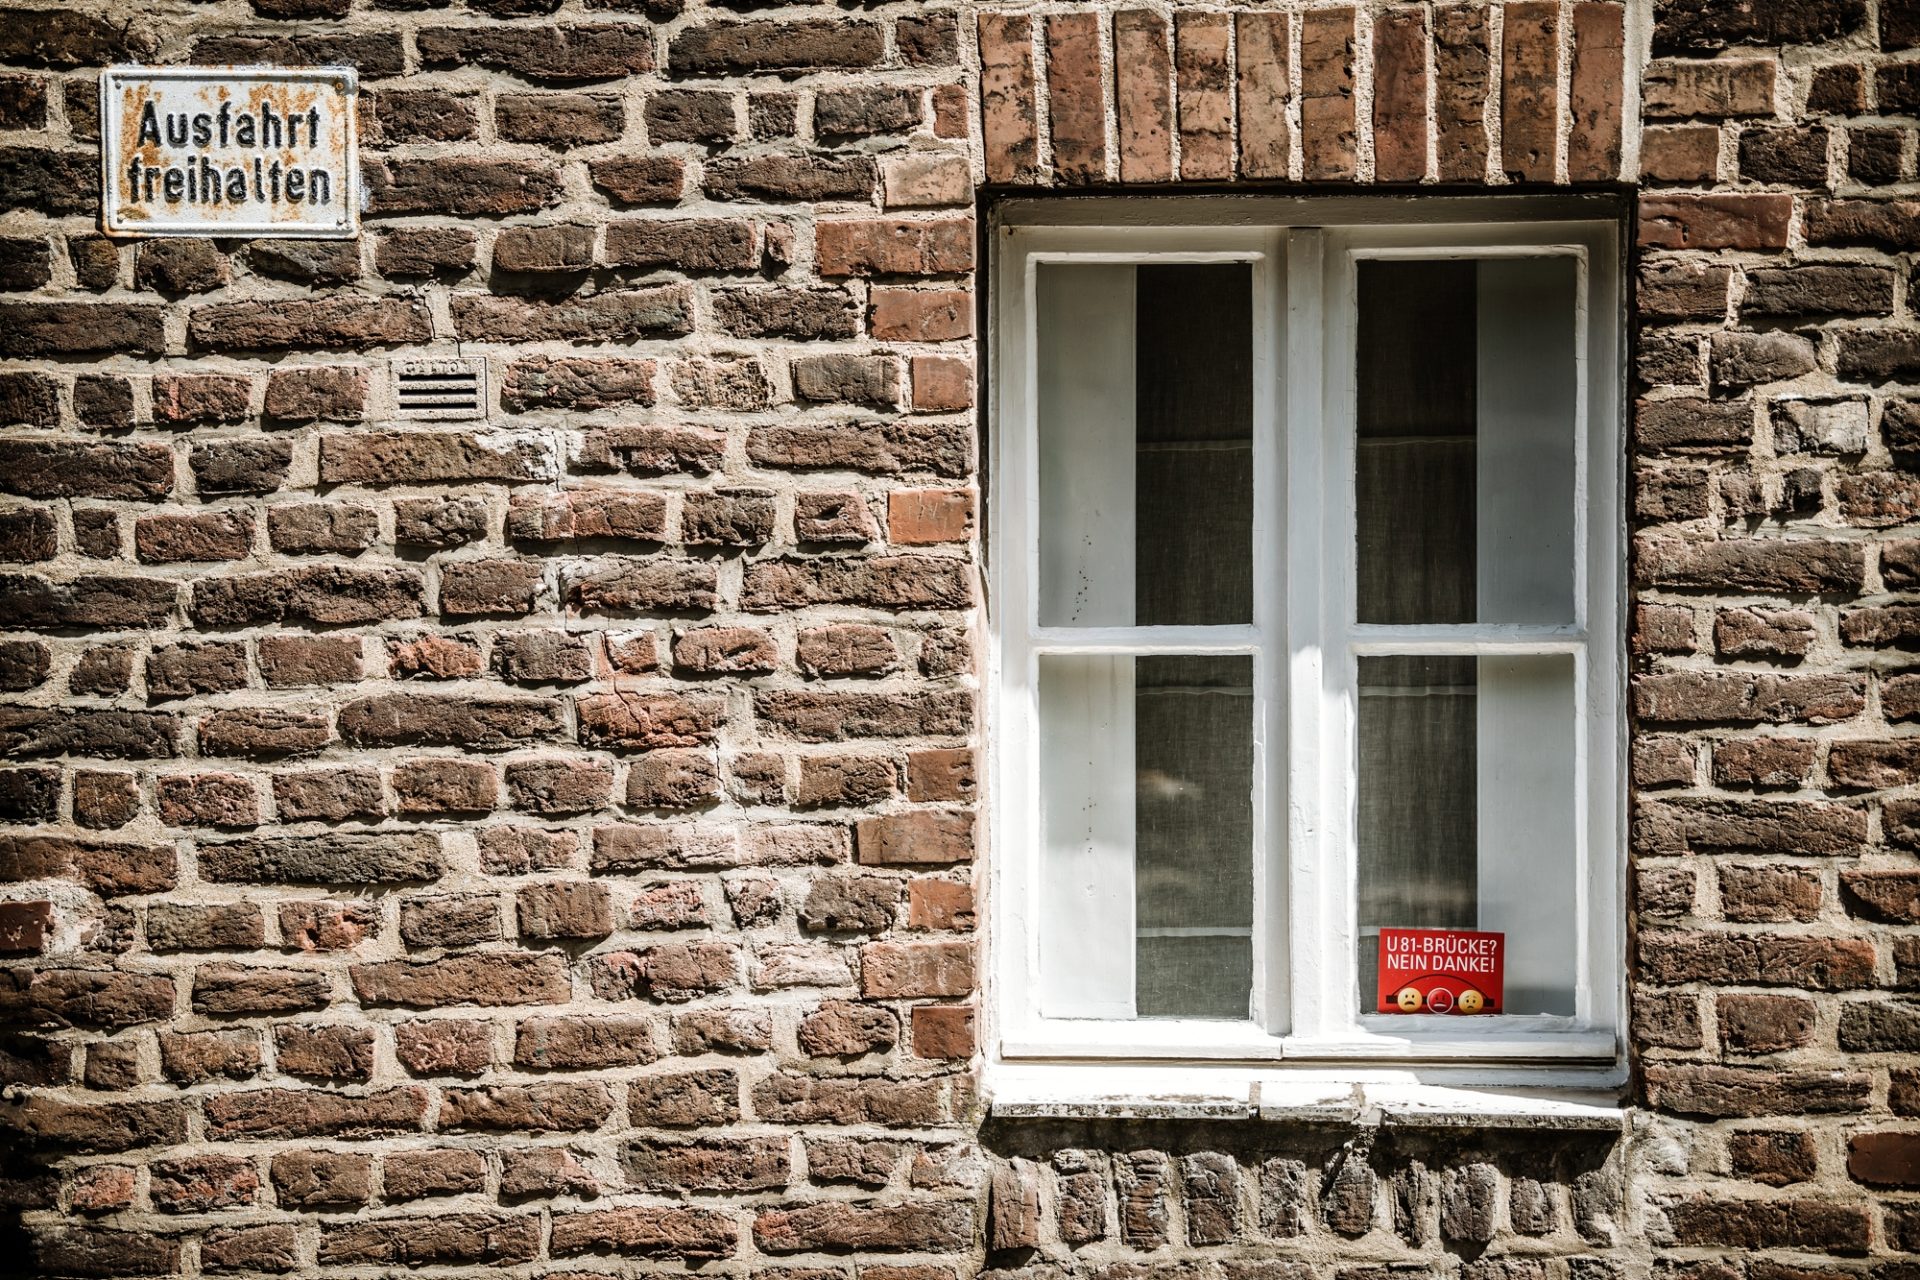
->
[1283,227,1355,1045]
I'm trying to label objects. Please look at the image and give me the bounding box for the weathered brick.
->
[136,512,252,563]
[417,25,655,81]
[1640,195,1792,249]
[1634,796,1866,855]
[748,420,969,478]
[393,1019,492,1076]
[351,953,571,1007]
[515,1014,659,1070]
[453,287,692,343]
[589,155,686,205]
[1635,536,1864,593]
[200,832,442,884]
[496,93,622,148]
[817,219,972,278]
[1644,1064,1871,1117]
[551,1205,735,1259]
[317,1214,540,1267]
[0,968,175,1029]
[670,18,881,76]
[0,441,173,500]
[1667,1197,1870,1252]
[1501,3,1559,182]
[607,219,756,272]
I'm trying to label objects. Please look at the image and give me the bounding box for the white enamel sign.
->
[101,66,359,238]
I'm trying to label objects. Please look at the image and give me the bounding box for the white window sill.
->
[1002,1020,1620,1062]
[984,1064,1626,1131]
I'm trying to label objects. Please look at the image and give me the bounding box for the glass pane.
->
[1355,258,1578,625]
[1038,654,1255,1021]
[1356,653,1578,1017]
[1037,263,1254,627]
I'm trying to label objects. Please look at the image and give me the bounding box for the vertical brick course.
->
[1046,13,1107,184]
[1373,7,1430,183]
[978,13,1038,185]
[1568,2,1627,181]
[1300,6,1359,180]
[1500,0,1561,182]
[1115,10,1174,183]
[1235,12,1292,180]
[1433,5,1494,181]
[1174,11,1233,182]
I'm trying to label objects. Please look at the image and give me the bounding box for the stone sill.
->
[986,1068,1626,1132]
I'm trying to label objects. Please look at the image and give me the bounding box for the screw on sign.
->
[1376,927,1504,1015]
[99,65,359,239]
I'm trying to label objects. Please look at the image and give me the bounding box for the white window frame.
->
[987,201,1625,1087]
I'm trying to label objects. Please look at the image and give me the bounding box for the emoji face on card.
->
[1395,986,1422,1013]
[1457,988,1485,1014]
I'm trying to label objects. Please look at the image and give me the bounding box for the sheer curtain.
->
[1037,263,1257,1021]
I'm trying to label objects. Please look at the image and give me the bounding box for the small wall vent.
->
[392,357,486,420]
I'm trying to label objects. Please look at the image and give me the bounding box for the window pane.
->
[1356,654,1578,1017]
[1037,263,1254,627]
[1355,258,1577,625]
[1038,654,1255,1020]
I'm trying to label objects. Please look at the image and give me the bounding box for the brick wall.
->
[0,0,1916,1276]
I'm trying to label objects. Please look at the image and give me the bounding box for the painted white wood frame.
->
[989,209,1624,1081]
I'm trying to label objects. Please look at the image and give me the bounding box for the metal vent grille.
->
[392,357,486,421]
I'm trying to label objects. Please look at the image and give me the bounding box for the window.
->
[990,202,1623,1077]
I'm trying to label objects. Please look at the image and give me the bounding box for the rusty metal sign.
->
[100,66,359,238]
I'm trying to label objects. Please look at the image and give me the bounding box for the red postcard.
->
[1376,928,1504,1015]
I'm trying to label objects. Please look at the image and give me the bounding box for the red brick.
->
[550,1206,735,1260]
[888,489,974,545]
[816,219,972,278]
[1560,5,1626,180]
[882,154,968,210]
[1434,4,1491,180]
[906,748,976,803]
[1641,124,1721,183]
[912,1003,976,1058]
[1501,2,1560,182]
[1373,8,1428,183]
[1115,10,1174,183]
[1644,59,1776,119]
[1729,1130,1817,1187]
[910,355,975,410]
[1300,8,1357,180]
[1718,993,1817,1053]
[932,83,967,138]
[1847,1132,1920,1187]
[1639,194,1794,250]
[1046,14,1105,183]
[1174,12,1232,181]
[869,287,970,342]
[0,900,49,954]
[978,14,1037,184]
[856,810,973,865]
[855,932,956,1014]
[754,1200,972,1253]
[668,17,877,76]
[392,758,497,814]
[1235,12,1290,179]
